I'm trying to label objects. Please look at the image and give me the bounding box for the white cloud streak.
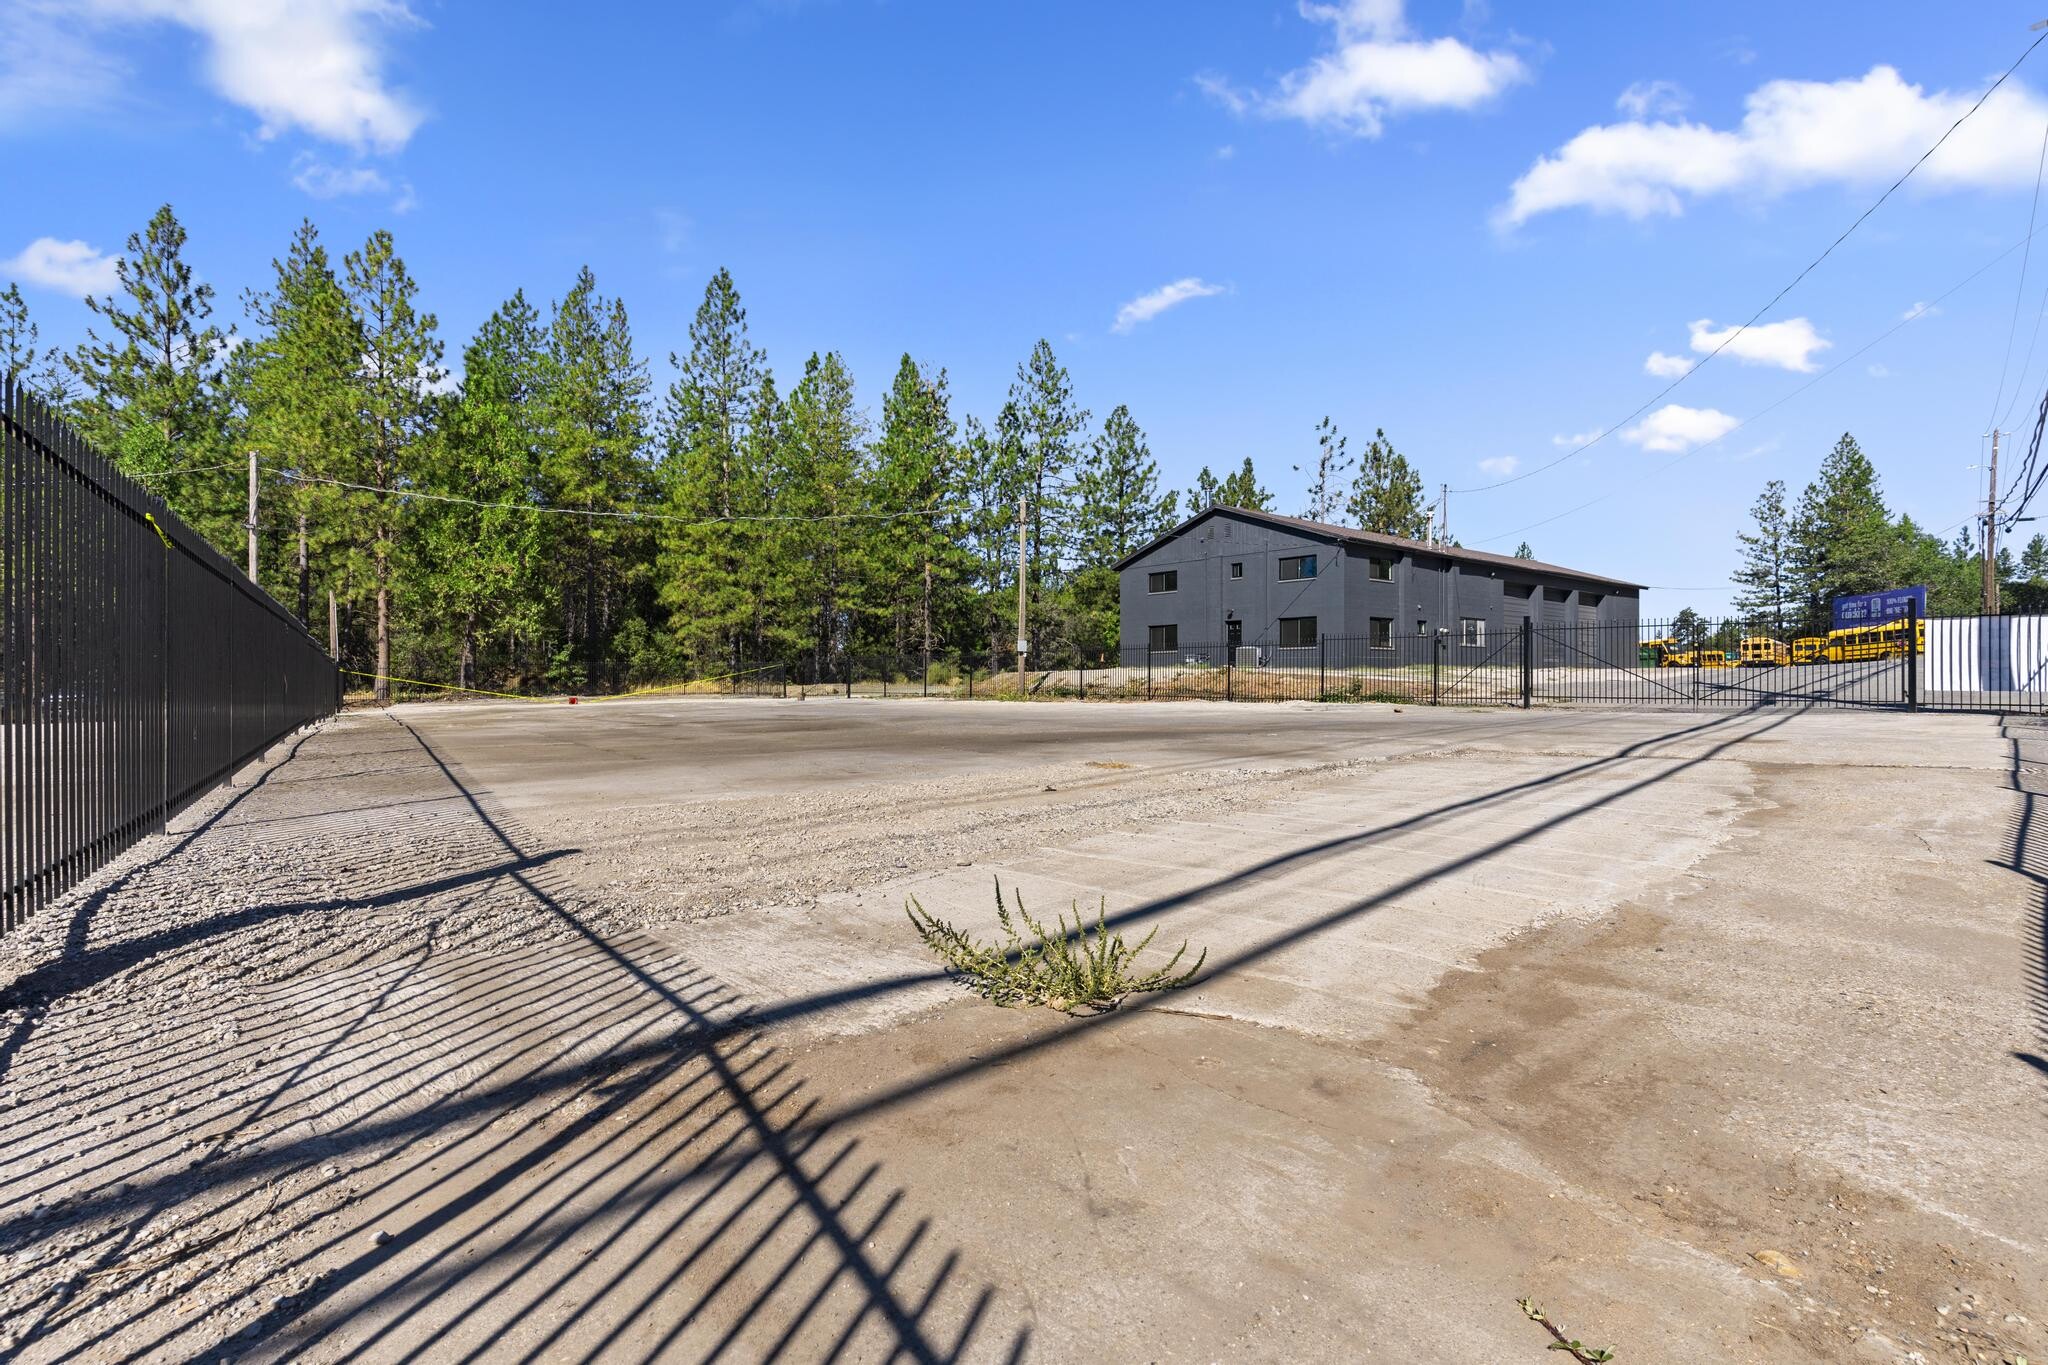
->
[1501,65,2048,226]
[1643,351,1694,378]
[1477,455,1519,476]
[1622,403,1739,453]
[1687,315,1830,372]
[1202,0,1525,139]
[4,237,120,297]
[1616,79,1687,119]
[291,155,389,198]
[1112,277,1227,333]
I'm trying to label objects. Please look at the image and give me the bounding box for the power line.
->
[1987,120,2048,431]
[266,467,967,526]
[133,461,245,480]
[1470,220,2048,547]
[1455,26,2048,499]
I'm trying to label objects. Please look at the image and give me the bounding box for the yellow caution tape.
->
[580,664,781,703]
[338,663,782,705]
[340,669,554,704]
[142,513,173,549]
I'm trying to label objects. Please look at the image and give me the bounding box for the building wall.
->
[1118,510,1640,665]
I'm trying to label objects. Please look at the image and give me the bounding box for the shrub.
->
[906,879,1205,1014]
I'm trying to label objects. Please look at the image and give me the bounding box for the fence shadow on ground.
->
[1999,717,2048,1096]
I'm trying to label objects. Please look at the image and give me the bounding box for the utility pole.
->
[246,451,259,584]
[1016,493,1029,696]
[1985,429,2001,615]
[328,589,339,660]
[1436,483,1449,546]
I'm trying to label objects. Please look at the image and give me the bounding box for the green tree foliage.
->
[1787,433,1894,629]
[657,268,768,666]
[778,351,869,674]
[67,204,237,542]
[1217,455,1272,510]
[1513,541,1534,560]
[0,281,69,401]
[1181,465,1222,515]
[1298,416,1352,522]
[344,229,444,702]
[1732,479,1792,633]
[871,354,970,656]
[1345,427,1429,538]
[1068,404,1173,649]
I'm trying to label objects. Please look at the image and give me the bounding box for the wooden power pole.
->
[1016,493,1028,697]
[246,451,259,584]
[1985,429,2001,616]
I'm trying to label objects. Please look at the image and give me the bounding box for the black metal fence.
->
[3,380,340,933]
[735,608,2048,714]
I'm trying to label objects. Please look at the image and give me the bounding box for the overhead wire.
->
[1453,26,2048,500]
[1986,119,2048,432]
[1470,220,2048,547]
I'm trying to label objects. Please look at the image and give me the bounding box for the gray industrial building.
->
[1115,505,1642,662]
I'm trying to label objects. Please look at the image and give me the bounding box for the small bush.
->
[906,879,1205,1014]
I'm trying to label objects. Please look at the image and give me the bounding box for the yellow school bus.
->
[1739,636,1790,667]
[1823,617,1926,662]
[1791,636,1828,665]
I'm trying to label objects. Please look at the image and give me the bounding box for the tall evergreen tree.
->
[67,204,236,544]
[1,281,69,401]
[1298,416,1352,522]
[1071,405,1171,565]
[961,411,1026,661]
[2023,532,2048,582]
[1182,465,1222,515]
[1731,478,1793,633]
[778,352,868,673]
[1787,432,1892,630]
[539,267,652,690]
[1513,541,1535,560]
[416,291,548,687]
[1217,455,1273,510]
[345,229,443,703]
[1007,339,1089,578]
[239,221,363,625]
[871,354,969,656]
[1345,428,1429,538]
[657,268,769,664]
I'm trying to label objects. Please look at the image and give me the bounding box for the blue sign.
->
[1831,585,1926,631]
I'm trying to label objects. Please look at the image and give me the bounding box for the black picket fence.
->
[3,380,340,933]
[733,610,2048,715]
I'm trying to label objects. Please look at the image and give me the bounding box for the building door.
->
[1226,619,1243,649]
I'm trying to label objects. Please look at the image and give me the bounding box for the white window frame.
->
[1460,617,1485,647]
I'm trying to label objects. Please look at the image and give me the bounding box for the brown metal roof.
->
[1112,504,1645,590]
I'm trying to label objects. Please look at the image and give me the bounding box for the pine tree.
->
[1071,405,1171,565]
[1218,456,1273,510]
[1007,339,1090,580]
[1297,416,1352,522]
[239,221,363,626]
[1787,432,1892,631]
[2023,533,2048,582]
[1345,428,1429,538]
[1,281,70,402]
[778,352,868,675]
[67,204,236,545]
[539,267,653,690]
[871,354,970,657]
[1182,466,1222,514]
[1731,479,1792,633]
[1513,541,1534,560]
[344,229,443,703]
[417,292,548,688]
[656,268,769,665]
[961,411,1025,662]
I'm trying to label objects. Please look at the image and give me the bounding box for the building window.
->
[1460,617,1485,647]
[1369,617,1393,649]
[1148,623,1178,652]
[1229,561,1243,579]
[1416,619,1427,636]
[1278,616,1317,648]
[1147,570,1178,594]
[1368,558,1392,581]
[1278,554,1317,581]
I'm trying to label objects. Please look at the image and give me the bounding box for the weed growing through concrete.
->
[1516,1297,1615,1362]
[906,878,1205,1014]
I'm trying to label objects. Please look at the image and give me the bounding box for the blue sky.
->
[7,1,2048,615]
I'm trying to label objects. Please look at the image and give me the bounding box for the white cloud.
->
[1112,277,1227,333]
[1687,315,1829,372]
[1867,362,1890,377]
[4,237,119,297]
[1644,350,1694,377]
[1501,65,2048,226]
[290,154,388,198]
[72,0,425,151]
[1477,454,1519,476]
[1622,403,1740,453]
[1551,428,1604,448]
[1616,79,1687,119]
[1214,143,1237,161]
[1202,0,1526,139]
[1902,300,1939,320]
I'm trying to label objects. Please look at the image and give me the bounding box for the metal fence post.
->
[1905,600,1919,711]
[1520,620,1532,708]
[1318,635,1326,700]
[845,657,852,699]
[1431,632,1442,705]
[1079,652,1086,701]
[1146,649,1152,701]
[1225,644,1233,702]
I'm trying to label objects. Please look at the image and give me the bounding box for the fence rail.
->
[3,380,340,934]
[728,606,2048,715]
